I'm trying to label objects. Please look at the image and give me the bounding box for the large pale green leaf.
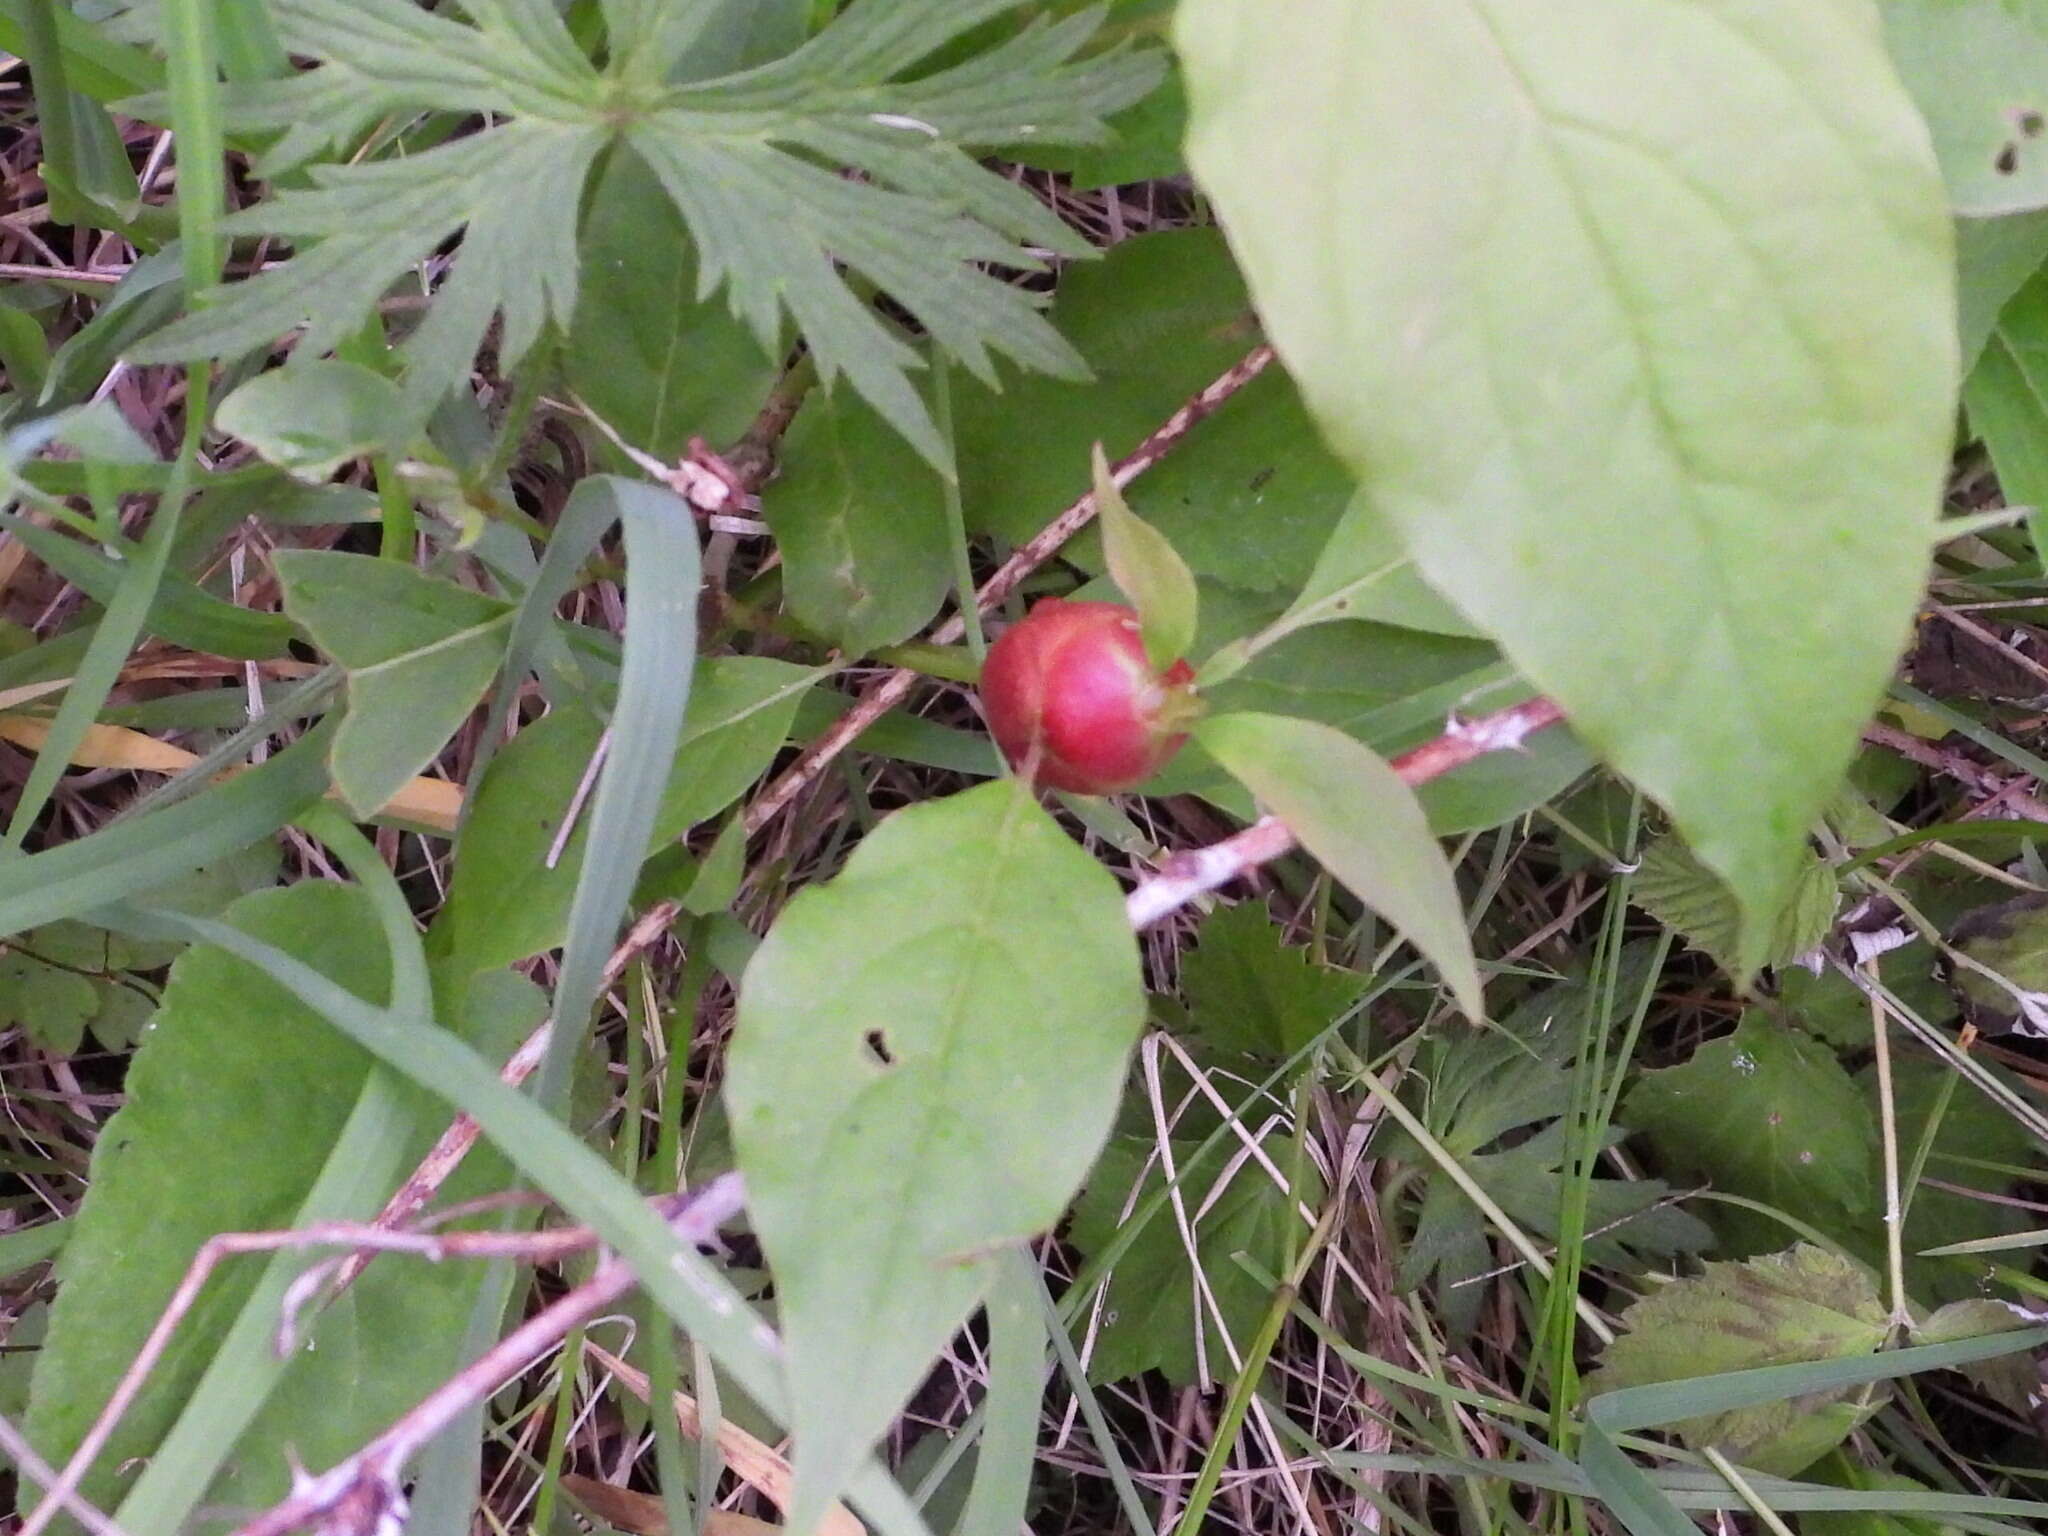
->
[565,151,779,460]
[273,550,513,817]
[727,779,1144,1527]
[1178,0,1958,973]
[1590,1245,1890,1476]
[1195,711,1482,1017]
[1623,1013,1878,1257]
[1880,0,2048,215]
[763,385,952,655]
[23,883,523,1519]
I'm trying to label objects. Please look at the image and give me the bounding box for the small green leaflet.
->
[125,0,1163,461]
[1178,0,1958,975]
[1631,835,1840,976]
[727,779,1144,1530]
[215,359,410,483]
[1094,444,1197,666]
[1196,710,1482,1017]
[273,550,513,818]
[1179,900,1365,1059]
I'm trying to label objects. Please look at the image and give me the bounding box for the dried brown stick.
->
[221,1175,745,1536]
[16,1199,678,1536]
[0,1409,129,1536]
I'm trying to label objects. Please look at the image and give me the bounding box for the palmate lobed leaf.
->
[1177,0,1958,974]
[125,0,1165,460]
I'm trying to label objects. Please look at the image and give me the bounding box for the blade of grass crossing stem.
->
[1033,1266,1157,1536]
[6,0,225,852]
[96,900,939,1536]
[0,723,332,935]
[470,480,620,799]
[953,1251,1047,1536]
[537,477,699,1108]
[404,1263,521,1536]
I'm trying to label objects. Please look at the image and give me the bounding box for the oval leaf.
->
[1178,0,1957,974]
[1196,710,1482,1016]
[217,360,410,483]
[727,779,1144,1527]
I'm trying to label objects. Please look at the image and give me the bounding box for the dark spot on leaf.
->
[1996,142,2021,175]
[1248,467,1274,492]
[863,1029,894,1066]
[2020,109,2045,139]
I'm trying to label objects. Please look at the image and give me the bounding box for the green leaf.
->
[1393,964,1712,1335]
[953,229,1266,547]
[1956,209,2048,370]
[1632,835,1840,976]
[1879,1057,2035,1304]
[1589,1245,1890,1476]
[1195,710,1482,1017]
[273,550,513,818]
[1067,1134,1322,1386]
[22,883,519,1517]
[1178,0,1958,974]
[129,0,1161,457]
[1948,890,2048,1026]
[432,656,810,979]
[564,150,780,459]
[1965,265,2048,546]
[1179,900,1365,1058]
[215,360,411,482]
[1278,490,1483,641]
[763,385,953,655]
[0,946,98,1053]
[1879,0,2048,215]
[1094,444,1197,666]
[727,779,1144,1526]
[1622,1014,1878,1257]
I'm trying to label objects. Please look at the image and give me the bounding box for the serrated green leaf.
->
[215,360,411,482]
[1394,963,1712,1335]
[1094,443,1197,666]
[1178,0,1957,975]
[22,883,521,1518]
[1195,710,1482,1017]
[1067,1134,1322,1386]
[1589,1245,1889,1476]
[1623,1014,1877,1257]
[1632,836,1840,976]
[564,151,779,459]
[763,385,953,655]
[1879,0,2048,216]
[273,550,513,818]
[128,0,1161,458]
[727,779,1144,1527]
[1179,901,1364,1058]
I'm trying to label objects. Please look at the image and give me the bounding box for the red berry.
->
[978,598,1197,795]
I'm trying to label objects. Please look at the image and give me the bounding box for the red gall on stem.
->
[979,598,1199,795]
